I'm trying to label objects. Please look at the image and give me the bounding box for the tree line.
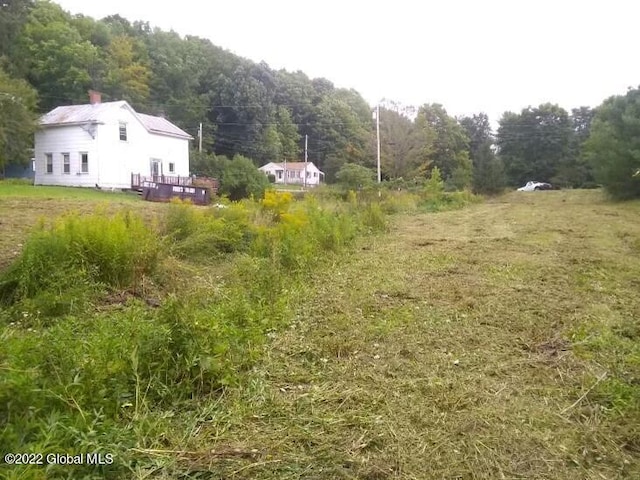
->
[1,0,638,199]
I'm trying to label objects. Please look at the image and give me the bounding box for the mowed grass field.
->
[1,184,639,479]
[186,189,639,479]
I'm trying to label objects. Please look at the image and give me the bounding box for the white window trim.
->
[150,158,162,177]
[80,152,89,174]
[45,153,53,174]
[119,122,128,142]
[62,153,70,174]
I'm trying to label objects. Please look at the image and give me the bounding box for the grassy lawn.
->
[178,189,639,479]
[0,187,638,479]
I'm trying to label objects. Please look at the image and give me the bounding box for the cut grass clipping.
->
[3,187,634,479]
[0,189,404,479]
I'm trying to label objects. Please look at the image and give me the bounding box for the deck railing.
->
[131,173,219,194]
[131,173,193,188]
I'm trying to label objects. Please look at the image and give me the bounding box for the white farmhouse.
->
[34,91,192,189]
[259,162,324,187]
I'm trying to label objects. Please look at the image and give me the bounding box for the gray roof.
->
[39,101,193,140]
[40,101,127,126]
[136,113,192,139]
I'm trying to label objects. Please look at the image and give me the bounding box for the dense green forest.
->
[1,0,639,197]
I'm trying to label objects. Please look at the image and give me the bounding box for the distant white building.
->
[34,91,192,189]
[259,162,324,187]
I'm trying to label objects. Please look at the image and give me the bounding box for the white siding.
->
[34,104,191,189]
[95,107,149,188]
[34,125,99,187]
[302,164,322,186]
[259,163,323,186]
[147,133,190,177]
[88,106,190,187]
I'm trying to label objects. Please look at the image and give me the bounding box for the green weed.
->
[163,200,255,261]
[0,186,401,478]
[0,209,160,319]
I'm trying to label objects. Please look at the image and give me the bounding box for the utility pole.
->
[198,123,202,153]
[304,134,308,189]
[376,104,381,183]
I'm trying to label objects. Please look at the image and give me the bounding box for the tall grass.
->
[0,187,468,478]
[162,199,254,260]
[0,209,160,319]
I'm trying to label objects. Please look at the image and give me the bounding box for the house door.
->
[150,159,162,180]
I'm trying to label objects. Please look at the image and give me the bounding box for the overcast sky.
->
[55,0,639,123]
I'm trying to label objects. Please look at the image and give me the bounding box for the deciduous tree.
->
[584,87,640,199]
[102,35,150,107]
[497,104,572,186]
[0,66,37,173]
[377,105,417,180]
[471,141,505,194]
[13,1,99,110]
[460,113,505,193]
[413,104,471,189]
[335,163,375,190]
[0,0,34,60]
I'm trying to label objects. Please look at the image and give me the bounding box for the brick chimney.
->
[88,90,102,105]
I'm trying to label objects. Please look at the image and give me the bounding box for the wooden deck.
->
[131,174,192,190]
[131,174,219,194]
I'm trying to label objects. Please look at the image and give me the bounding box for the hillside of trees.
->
[1,0,639,198]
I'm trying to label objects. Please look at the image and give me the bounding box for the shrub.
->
[190,151,228,178]
[220,154,269,200]
[424,167,445,201]
[447,159,473,191]
[335,163,375,191]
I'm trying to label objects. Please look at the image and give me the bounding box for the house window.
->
[150,159,161,176]
[80,152,89,173]
[46,153,53,174]
[313,172,318,178]
[277,170,282,179]
[168,162,175,173]
[119,122,127,141]
[62,153,70,174]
